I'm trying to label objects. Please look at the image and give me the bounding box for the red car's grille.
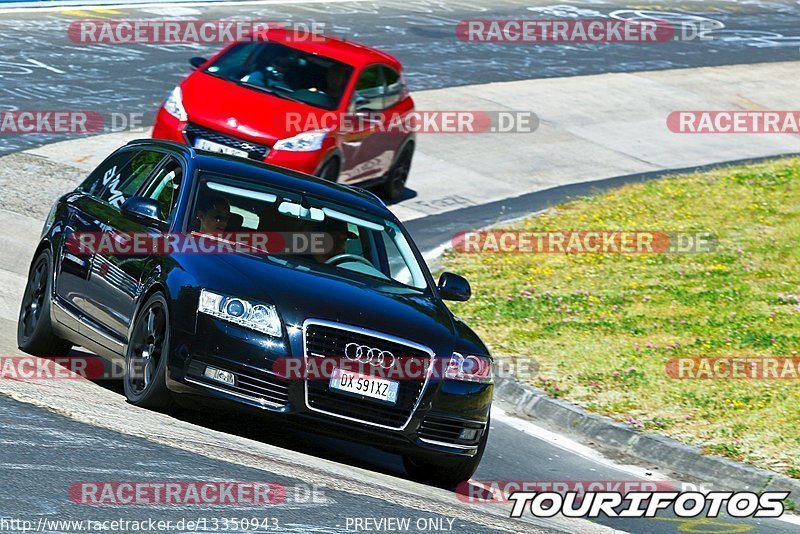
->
[184,123,270,160]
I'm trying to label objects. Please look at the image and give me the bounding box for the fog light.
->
[204,366,235,386]
[459,428,480,441]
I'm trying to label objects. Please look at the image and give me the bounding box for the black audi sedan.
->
[18,139,493,486]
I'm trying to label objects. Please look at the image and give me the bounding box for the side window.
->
[141,157,184,222]
[77,152,135,197]
[382,66,404,109]
[97,150,165,209]
[353,66,385,112]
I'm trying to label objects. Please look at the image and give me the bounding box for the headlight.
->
[198,289,282,337]
[445,353,493,383]
[164,86,188,122]
[273,131,327,152]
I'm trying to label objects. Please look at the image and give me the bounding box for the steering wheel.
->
[325,254,373,267]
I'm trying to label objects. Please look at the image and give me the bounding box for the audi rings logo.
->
[344,343,396,369]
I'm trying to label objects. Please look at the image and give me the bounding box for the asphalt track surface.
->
[3,387,798,533]
[0,0,799,153]
[1,1,800,532]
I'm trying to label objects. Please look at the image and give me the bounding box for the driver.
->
[242,55,294,90]
[195,195,231,234]
[325,64,349,101]
[313,219,357,263]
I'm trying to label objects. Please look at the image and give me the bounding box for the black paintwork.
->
[35,139,492,460]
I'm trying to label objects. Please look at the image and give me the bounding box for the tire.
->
[317,158,340,182]
[123,292,173,410]
[403,415,490,488]
[378,144,413,201]
[18,249,72,356]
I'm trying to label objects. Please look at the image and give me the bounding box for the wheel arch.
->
[383,136,415,181]
[314,149,343,178]
[128,279,171,349]
[32,240,58,302]
[395,136,415,163]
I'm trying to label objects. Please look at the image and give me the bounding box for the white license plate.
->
[194,138,249,159]
[330,368,399,404]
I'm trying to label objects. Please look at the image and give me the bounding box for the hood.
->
[186,252,457,357]
[181,72,332,144]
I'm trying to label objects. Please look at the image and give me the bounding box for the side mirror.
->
[437,272,471,302]
[190,56,208,70]
[121,197,163,228]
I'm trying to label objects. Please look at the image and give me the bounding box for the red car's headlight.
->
[164,86,187,122]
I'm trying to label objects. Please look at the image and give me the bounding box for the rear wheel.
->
[403,415,490,488]
[378,144,413,201]
[18,249,72,356]
[123,293,173,410]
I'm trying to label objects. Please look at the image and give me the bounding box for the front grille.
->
[184,123,270,160]
[187,359,289,408]
[419,415,485,447]
[304,322,433,429]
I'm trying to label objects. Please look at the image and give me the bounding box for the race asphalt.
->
[1,0,799,532]
[0,0,799,154]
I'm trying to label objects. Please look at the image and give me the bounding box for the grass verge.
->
[442,157,800,478]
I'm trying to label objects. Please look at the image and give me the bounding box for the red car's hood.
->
[181,72,331,144]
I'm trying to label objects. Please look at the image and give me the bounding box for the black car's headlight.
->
[445,353,493,383]
[198,289,282,337]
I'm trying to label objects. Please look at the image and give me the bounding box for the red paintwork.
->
[152,29,415,184]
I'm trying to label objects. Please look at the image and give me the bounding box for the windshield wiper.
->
[238,81,306,105]
[202,69,229,82]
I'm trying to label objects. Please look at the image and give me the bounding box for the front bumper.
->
[152,108,329,176]
[166,315,493,458]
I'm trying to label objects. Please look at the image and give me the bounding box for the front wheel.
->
[18,249,72,356]
[379,144,413,201]
[403,416,490,488]
[317,158,340,183]
[123,293,173,410]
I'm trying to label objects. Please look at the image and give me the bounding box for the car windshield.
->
[189,174,430,292]
[204,42,353,110]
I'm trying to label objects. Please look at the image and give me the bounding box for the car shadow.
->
[175,399,407,477]
[384,186,417,205]
[58,349,412,482]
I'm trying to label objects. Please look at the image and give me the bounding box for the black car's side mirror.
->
[190,56,208,70]
[121,197,163,228]
[438,272,471,302]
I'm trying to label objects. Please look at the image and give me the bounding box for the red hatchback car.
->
[152,29,416,199]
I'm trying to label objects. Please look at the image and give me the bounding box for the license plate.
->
[194,138,249,159]
[329,368,399,404]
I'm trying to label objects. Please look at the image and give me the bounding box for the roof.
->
[252,28,403,70]
[125,139,390,217]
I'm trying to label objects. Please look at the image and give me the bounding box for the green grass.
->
[442,158,800,477]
